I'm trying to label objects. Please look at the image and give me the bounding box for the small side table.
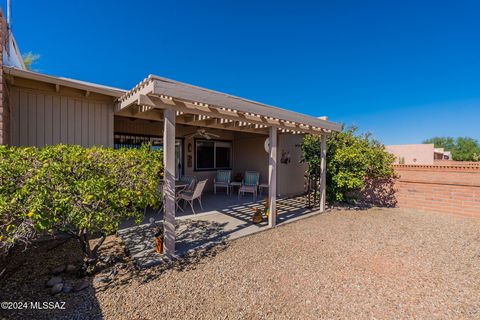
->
[259,183,269,197]
[229,182,242,196]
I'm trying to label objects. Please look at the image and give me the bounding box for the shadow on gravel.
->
[97,219,230,292]
[0,239,103,320]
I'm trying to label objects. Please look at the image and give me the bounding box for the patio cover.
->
[115,74,341,257]
[115,75,342,135]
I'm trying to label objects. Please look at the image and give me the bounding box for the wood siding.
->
[10,87,114,147]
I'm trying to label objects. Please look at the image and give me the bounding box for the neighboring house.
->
[434,148,452,160]
[0,10,342,256]
[386,143,451,165]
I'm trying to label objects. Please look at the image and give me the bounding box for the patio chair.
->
[179,175,196,191]
[177,179,208,215]
[238,171,260,201]
[214,170,231,195]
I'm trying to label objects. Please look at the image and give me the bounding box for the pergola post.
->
[163,108,176,257]
[319,133,327,212]
[268,127,277,228]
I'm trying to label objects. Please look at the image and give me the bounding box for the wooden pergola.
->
[116,75,342,257]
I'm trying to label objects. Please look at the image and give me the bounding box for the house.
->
[386,143,451,165]
[0,11,341,256]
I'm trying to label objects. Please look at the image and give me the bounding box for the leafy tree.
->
[454,137,480,161]
[423,136,480,161]
[423,137,455,152]
[21,52,40,71]
[301,127,396,204]
[0,147,38,259]
[0,145,163,272]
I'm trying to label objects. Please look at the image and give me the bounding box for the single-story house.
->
[0,11,341,256]
[386,144,452,165]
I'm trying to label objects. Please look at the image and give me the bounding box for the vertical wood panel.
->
[94,102,102,146]
[107,105,113,147]
[81,101,89,146]
[10,88,19,145]
[44,95,53,145]
[60,97,68,144]
[88,101,95,146]
[52,95,61,144]
[74,100,82,145]
[19,91,28,145]
[27,92,37,146]
[67,99,75,144]
[10,87,114,148]
[100,103,110,146]
[36,93,45,146]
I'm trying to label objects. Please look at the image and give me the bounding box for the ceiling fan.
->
[185,129,220,140]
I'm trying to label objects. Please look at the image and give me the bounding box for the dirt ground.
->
[1,207,479,320]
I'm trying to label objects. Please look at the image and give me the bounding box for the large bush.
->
[301,127,396,204]
[0,145,163,269]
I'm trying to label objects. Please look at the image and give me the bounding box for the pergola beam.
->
[175,116,268,135]
[142,94,327,136]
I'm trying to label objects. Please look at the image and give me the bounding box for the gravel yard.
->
[2,207,480,319]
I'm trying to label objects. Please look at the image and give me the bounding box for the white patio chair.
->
[179,175,196,191]
[177,179,208,215]
[214,170,231,195]
[238,171,260,201]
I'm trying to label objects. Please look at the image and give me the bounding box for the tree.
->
[423,136,480,161]
[454,137,480,161]
[423,137,455,152]
[301,127,396,204]
[21,52,40,71]
[0,145,163,273]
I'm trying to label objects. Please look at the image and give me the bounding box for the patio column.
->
[163,108,176,257]
[319,133,327,212]
[268,127,277,228]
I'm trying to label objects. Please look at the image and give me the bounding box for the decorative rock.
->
[62,282,73,293]
[46,276,63,287]
[52,265,66,275]
[51,283,63,295]
[65,264,76,273]
[94,276,112,283]
[74,279,89,292]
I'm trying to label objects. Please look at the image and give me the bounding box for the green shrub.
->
[0,146,39,257]
[0,145,163,268]
[301,127,396,204]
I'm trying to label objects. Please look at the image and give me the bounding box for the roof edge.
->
[3,66,126,98]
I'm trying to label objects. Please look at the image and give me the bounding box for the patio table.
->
[259,183,269,196]
[229,181,242,196]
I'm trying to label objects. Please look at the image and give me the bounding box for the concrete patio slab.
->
[118,194,318,268]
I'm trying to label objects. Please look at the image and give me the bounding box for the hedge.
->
[0,144,163,268]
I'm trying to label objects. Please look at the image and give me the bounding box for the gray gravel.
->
[97,208,480,319]
[2,207,480,319]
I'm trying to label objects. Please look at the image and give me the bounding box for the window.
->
[195,140,232,170]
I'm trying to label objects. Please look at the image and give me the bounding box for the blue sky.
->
[5,0,479,144]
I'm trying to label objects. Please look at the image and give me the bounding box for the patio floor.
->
[118,193,318,268]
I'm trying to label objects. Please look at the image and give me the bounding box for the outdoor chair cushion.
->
[179,176,196,191]
[215,170,231,185]
[244,172,259,186]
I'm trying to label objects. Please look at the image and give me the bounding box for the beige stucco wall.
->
[277,133,307,197]
[10,80,114,147]
[233,132,269,186]
[115,116,307,196]
[386,144,435,165]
